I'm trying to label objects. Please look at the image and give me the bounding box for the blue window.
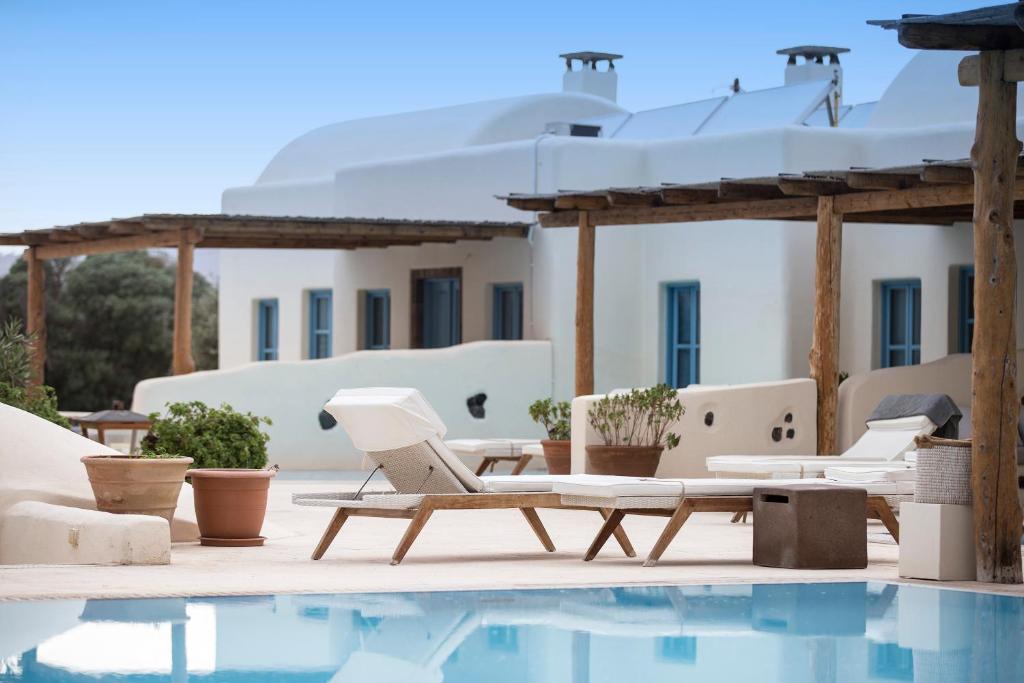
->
[666,283,700,388]
[881,280,921,368]
[421,277,461,348]
[364,289,390,350]
[256,299,278,361]
[492,283,523,340]
[308,290,332,359]
[958,266,974,353]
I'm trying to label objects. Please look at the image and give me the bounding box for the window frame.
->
[665,282,700,389]
[307,289,332,360]
[256,299,279,361]
[880,279,921,368]
[492,282,524,340]
[363,289,391,350]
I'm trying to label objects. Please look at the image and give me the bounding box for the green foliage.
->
[0,252,218,410]
[587,384,684,449]
[144,401,271,469]
[0,318,32,387]
[528,398,572,441]
[0,318,70,428]
[0,382,71,429]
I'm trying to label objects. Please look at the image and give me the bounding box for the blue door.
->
[364,289,390,350]
[665,283,700,388]
[422,277,461,348]
[881,280,921,368]
[308,289,332,359]
[958,266,974,353]
[492,283,523,340]
[256,299,278,361]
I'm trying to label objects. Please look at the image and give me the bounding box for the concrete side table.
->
[898,502,976,581]
[753,484,867,569]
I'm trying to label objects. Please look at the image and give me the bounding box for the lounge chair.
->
[553,475,907,567]
[293,388,634,564]
[706,415,934,478]
[444,438,539,475]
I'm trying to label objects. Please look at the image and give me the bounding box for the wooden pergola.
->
[505,152,1024,582]
[0,213,530,385]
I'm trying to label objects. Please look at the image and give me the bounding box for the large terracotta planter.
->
[585,445,663,477]
[541,440,572,474]
[81,455,192,524]
[187,469,275,547]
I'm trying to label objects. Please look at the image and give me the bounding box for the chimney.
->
[560,52,622,102]
[776,46,848,108]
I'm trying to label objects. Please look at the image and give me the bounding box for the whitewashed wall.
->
[133,341,552,470]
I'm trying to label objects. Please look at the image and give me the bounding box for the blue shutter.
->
[256,299,278,361]
[364,290,391,350]
[492,283,524,340]
[880,280,921,368]
[958,266,974,353]
[422,277,461,348]
[665,283,700,388]
[308,290,332,359]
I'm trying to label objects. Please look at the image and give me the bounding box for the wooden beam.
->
[777,175,851,196]
[34,231,182,260]
[538,196,819,228]
[969,50,1023,584]
[172,229,198,375]
[659,185,720,205]
[606,188,661,206]
[921,164,976,184]
[959,49,1024,86]
[718,178,787,201]
[25,247,45,387]
[809,197,842,456]
[845,170,924,190]
[555,193,610,211]
[575,211,595,396]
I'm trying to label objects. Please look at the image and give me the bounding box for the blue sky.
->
[0,0,972,237]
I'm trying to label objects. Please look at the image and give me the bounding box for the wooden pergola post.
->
[969,49,1023,583]
[809,196,843,455]
[575,210,595,396]
[25,246,45,387]
[171,229,197,375]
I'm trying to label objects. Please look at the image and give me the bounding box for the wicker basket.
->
[914,434,972,505]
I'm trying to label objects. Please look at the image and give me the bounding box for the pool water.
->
[1,582,1021,682]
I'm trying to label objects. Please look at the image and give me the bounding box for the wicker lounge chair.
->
[293,388,634,564]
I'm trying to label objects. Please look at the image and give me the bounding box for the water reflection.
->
[0,582,1021,682]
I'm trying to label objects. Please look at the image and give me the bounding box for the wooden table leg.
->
[868,497,900,544]
[584,509,626,561]
[521,508,556,551]
[391,505,434,565]
[599,508,636,558]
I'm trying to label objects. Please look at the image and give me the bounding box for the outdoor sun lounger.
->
[706,414,936,477]
[444,438,540,475]
[552,476,908,567]
[293,388,635,564]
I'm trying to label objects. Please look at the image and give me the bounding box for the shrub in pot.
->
[586,385,683,477]
[529,398,572,474]
[145,401,274,546]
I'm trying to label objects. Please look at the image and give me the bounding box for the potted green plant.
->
[529,398,572,474]
[144,401,274,547]
[585,384,683,477]
[81,451,193,523]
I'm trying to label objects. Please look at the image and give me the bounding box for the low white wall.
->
[836,351,1024,450]
[570,379,817,478]
[133,340,553,470]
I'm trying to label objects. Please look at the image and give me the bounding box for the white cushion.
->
[842,416,936,460]
[825,465,916,483]
[445,438,540,457]
[554,476,913,499]
[324,388,447,452]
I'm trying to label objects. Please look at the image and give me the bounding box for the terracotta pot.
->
[187,469,276,547]
[585,445,664,477]
[541,439,572,474]
[81,455,192,524]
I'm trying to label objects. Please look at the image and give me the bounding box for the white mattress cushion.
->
[554,476,913,499]
[445,438,539,457]
[324,387,447,452]
[841,415,936,461]
[825,465,916,483]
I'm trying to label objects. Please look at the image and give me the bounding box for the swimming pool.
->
[0,582,1020,682]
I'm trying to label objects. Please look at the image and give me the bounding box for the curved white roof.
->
[866,50,1015,129]
[258,93,626,184]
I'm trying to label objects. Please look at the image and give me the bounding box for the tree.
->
[0,251,218,410]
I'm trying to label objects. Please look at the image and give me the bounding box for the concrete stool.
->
[752,485,867,569]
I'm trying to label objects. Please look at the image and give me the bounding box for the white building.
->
[215,46,1024,412]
